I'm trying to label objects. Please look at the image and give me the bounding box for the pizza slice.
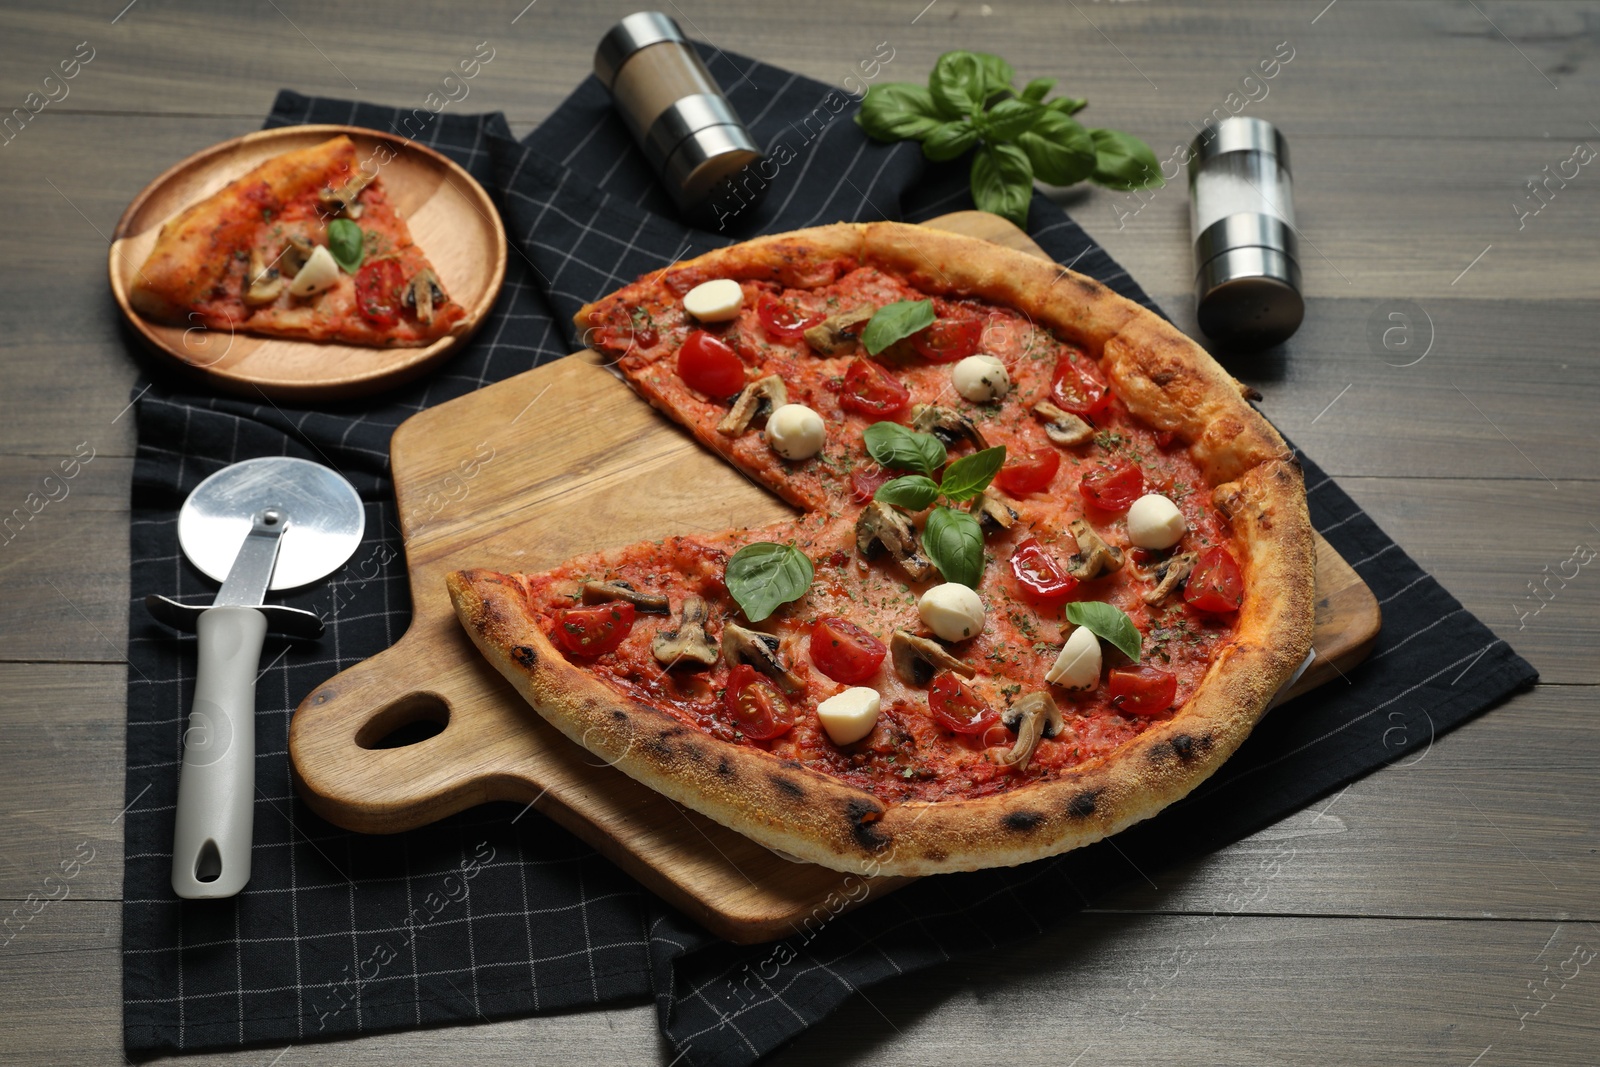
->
[448,222,1314,876]
[130,134,467,346]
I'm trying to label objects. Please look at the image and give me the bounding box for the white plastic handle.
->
[170,606,266,899]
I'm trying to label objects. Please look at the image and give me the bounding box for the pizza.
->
[130,134,467,346]
[447,222,1314,877]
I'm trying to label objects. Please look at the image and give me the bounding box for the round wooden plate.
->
[108,124,507,402]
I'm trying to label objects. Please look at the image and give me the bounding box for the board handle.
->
[288,632,514,833]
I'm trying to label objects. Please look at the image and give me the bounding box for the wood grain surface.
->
[1,1,1595,1064]
[107,123,507,400]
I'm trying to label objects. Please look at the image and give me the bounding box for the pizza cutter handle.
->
[170,606,266,900]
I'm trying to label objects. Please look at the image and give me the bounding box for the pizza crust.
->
[470,221,1317,876]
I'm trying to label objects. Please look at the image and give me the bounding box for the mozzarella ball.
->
[765,403,826,460]
[917,582,986,642]
[816,686,882,746]
[1126,493,1188,550]
[951,354,1011,403]
[682,278,744,322]
[1045,625,1102,691]
[288,245,341,298]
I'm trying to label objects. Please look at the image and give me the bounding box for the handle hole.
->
[194,840,223,883]
[356,693,450,750]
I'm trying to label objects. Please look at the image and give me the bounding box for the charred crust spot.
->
[1070,276,1100,299]
[681,743,704,763]
[845,799,891,852]
[611,709,627,722]
[1151,371,1175,387]
[1067,790,1100,819]
[510,644,537,668]
[1004,810,1045,832]
[716,758,733,777]
[769,775,805,801]
[644,736,672,760]
[661,727,686,739]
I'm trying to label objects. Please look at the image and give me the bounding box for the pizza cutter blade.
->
[145,457,364,900]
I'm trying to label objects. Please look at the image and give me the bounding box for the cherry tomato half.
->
[1008,537,1079,606]
[1108,665,1178,717]
[553,601,636,658]
[928,671,1000,734]
[911,317,982,363]
[809,617,887,684]
[1184,546,1244,613]
[677,329,746,398]
[1050,350,1111,418]
[1080,461,1145,513]
[838,358,911,418]
[723,663,795,740]
[355,259,405,328]
[756,293,824,340]
[849,467,893,504]
[993,447,1061,497]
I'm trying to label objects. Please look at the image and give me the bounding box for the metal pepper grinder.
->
[594,11,764,222]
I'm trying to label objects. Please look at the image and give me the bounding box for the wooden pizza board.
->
[289,212,1381,943]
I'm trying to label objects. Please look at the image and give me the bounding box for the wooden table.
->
[2,2,1595,1063]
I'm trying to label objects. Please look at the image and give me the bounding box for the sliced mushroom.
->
[1065,518,1125,580]
[720,622,805,694]
[581,579,669,615]
[401,268,447,325]
[890,630,975,687]
[279,234,316,278]
[1032,401,1094,446]
[854,500,933,581]
[996,691,1063,770]
[968,489,1017,535]
[243,248,283,306]
[318,167,376,218]
[651,595,718,668]
[910,403,989,450]
[1142,551,1198,605]
[716,374,788,435]
[801,307,874,354]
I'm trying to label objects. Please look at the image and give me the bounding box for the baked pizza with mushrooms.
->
[130,135,466,346]
[447,221,1313,876]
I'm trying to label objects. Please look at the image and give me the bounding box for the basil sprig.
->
[860,299,935,356]
[856,50,1161,227]
[862,423,1007,588]
[326,218,365,273]
[923,507,986,589]
[863,421,946,475]
[1065,601,1142,663]
[725,542,814,623]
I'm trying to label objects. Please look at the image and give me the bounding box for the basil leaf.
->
[863,420,947,476]
[860,299,935,356]
[983,98,1042,141]
[1088,128,1164,191]
[1045,96,1089,116]
[856,82,944,142]
[326,218,364,273]
[969,52,1016,98]
[725,542,814,623]
[874,474,941,511]
[1065,601,1142,663]
[971,141,1034,228]
[1017,110,1097,186]
[1020,77,1055,103]
[923,506,986,588]
[922,120,979,162]
[937,445,1007,504]
[929,51,987,119]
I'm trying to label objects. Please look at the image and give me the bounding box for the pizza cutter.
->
[145,457,364,899]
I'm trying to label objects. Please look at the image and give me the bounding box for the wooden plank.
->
[6,904,1597,1066]
[0,457,132,665]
